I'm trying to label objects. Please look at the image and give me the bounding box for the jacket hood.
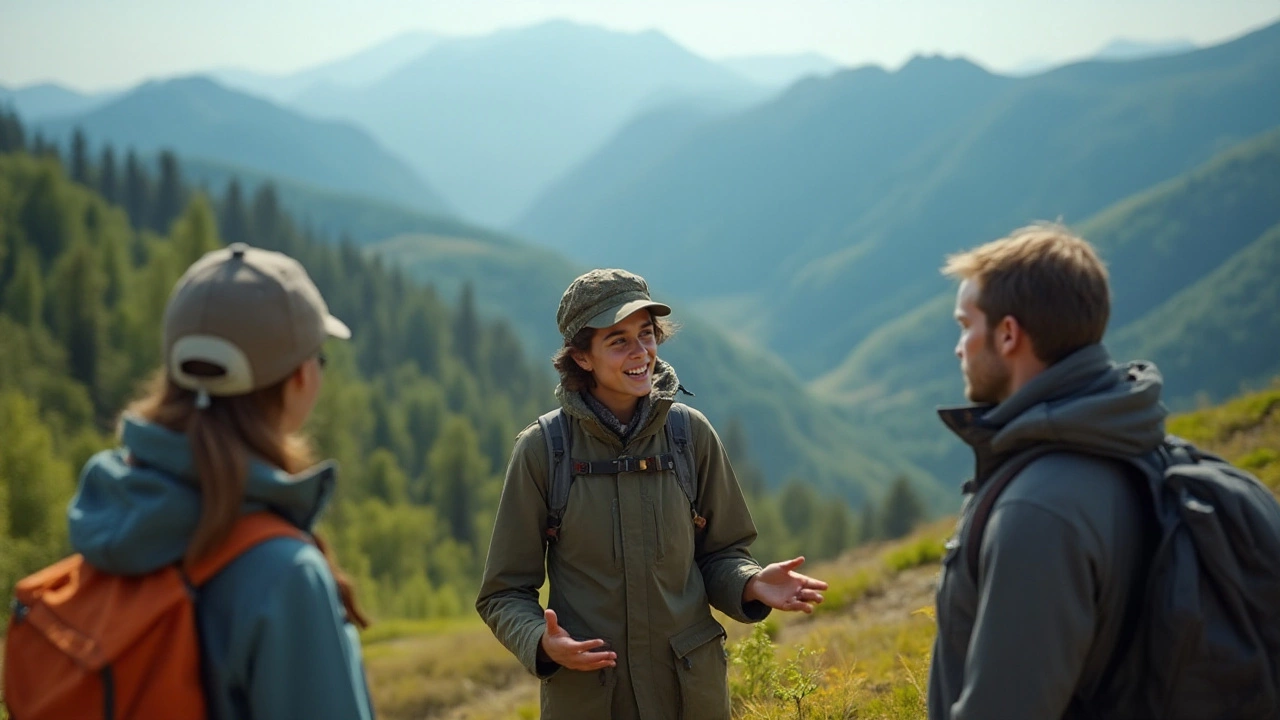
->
[68,415,336,575]
[939,344,1167,477]
[556,358,680,445]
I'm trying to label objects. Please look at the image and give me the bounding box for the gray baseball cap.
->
[557,268,671,343]
[163,243,350,396]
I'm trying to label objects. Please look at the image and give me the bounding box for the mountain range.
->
[34,76,452,215]
[289,20,769,225]
[515,20,1280,380]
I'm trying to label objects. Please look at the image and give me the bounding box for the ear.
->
[995,315,1023,357]
[570,348,592,373]
[290,359,317,390]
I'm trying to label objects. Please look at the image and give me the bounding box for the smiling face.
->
[954,279,1012,404]
[572,309,659,423]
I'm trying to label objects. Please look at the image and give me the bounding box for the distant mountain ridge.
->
[0,82,116,120]
[36,75,453,215]
[210,31,442,102]
[290,20,768,225]
[517,19,1280,378]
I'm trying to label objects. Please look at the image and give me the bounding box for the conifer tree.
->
[46,240,106,408]
[70,128,91,186]
[218,178,250,246]
[453,282,480,368]
[428,417,487,546]
[879,475,926,540]
[151,150,184,233]
[124,149,149,229]
[97,145,119,205]
[814,501,853,560]
[2,245,45,328]
[0,107,25,153]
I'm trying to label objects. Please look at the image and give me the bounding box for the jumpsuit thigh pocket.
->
[541,665,617,719]
[670,616,731,720]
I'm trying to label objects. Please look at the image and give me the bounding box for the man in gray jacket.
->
[928,223,1167,719]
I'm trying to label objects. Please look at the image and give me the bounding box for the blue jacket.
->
[68,416,375,720]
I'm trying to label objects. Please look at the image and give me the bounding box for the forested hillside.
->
[813,126,1280,480]
[0,112,549,620]
[0,111,928,628]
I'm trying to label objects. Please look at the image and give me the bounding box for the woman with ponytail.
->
[66,244,374,719]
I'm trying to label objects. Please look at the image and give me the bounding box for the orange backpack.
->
[3,513,303,719]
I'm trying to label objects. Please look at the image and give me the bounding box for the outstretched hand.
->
[743,557,829,614]
[539,609,617,671]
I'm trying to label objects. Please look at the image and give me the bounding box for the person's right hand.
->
[539,609,617,671]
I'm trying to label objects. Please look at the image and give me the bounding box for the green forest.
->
[0,111,928,625]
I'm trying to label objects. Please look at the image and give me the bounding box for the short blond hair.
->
[943,223,1110,364]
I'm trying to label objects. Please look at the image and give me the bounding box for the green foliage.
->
[879,476,926,540]
[730,622,779,703]
[882,535,946,573]
[1167,382,1280,491]
[0,123,549,624]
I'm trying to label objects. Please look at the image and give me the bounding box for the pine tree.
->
[218,179,251,246]
[70,128,91,186]
[46,240,106,409]
[814,501,853,560]
[97,145,119,205]
[879,476,926,540]
[170,194,221,268]
[124,149,149,229]
[428,417,487,546]
[250,183,285,248]
[151,150,184,233]
[0,107,25,153]
[2,245,45,328]
[453,282,480,368]
[21,164,78,266]
[778,478,818,534]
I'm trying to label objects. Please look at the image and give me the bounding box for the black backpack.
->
[966,436,1280,719]
[537,403,704,542]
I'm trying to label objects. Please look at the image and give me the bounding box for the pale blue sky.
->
[2,0,1278,91]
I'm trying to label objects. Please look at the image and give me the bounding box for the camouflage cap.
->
[557,268,671,343]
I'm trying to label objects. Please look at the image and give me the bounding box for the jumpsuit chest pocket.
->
[670,616,731,720]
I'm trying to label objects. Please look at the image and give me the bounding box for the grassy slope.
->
[360,381,1280,719]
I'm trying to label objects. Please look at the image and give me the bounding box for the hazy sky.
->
[2,0,1278,91]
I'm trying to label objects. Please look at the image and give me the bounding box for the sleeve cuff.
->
[719,564,771,624]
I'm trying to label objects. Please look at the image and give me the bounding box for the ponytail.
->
[128,371,370,628]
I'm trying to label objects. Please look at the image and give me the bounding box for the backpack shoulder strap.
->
[965,444,1074,583]
[538,408,573,540]
[186,512,307,586]
[665,403,706,529]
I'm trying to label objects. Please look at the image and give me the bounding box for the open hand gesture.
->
[743,557,829,613]
[539,609,617,671]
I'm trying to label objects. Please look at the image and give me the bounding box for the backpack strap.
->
[538,408,573,542]
[965,444,1073,583]
[185,512,308,586]
[665,403,706,530]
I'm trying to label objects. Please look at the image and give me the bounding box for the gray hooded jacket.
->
[928,344,1167,720]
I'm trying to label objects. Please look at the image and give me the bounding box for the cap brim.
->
[584,299,672,330]
[325,314,352,340]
